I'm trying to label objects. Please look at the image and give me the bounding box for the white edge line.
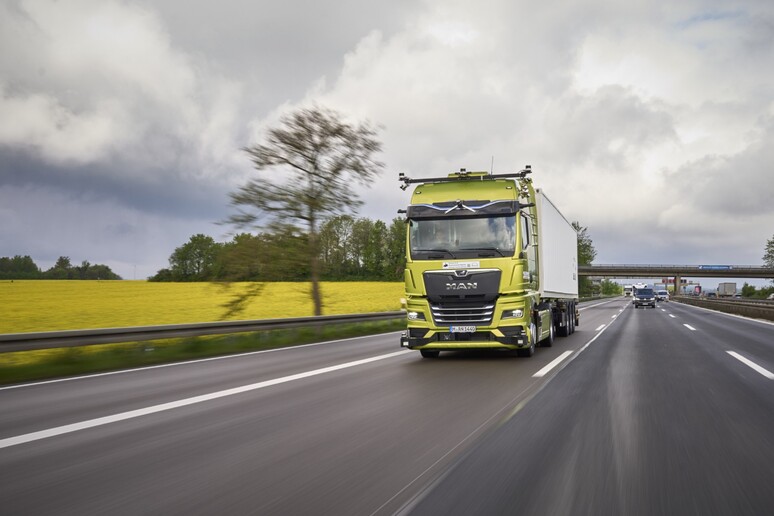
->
[0,350,411,450]
[0,331,405,391]
[727,351,774,380]
[532,351,573,377]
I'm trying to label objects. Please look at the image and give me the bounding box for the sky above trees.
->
[1,0,772,282]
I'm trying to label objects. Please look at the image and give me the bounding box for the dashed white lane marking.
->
[0,350,411,450]
[727,351,774,380]
[684,324,697,331]
[595,324,606,331]
[669,314,676,318]
[533,351,574,378]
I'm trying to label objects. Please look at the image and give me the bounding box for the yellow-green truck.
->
[398,167,579,358]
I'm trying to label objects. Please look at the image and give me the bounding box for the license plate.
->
[450,326,476,333]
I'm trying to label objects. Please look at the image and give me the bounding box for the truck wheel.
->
[420,350,440,358]
[517,323,536,357]
[542,320,555,347]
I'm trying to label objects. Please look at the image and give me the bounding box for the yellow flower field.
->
[0,280,405,334]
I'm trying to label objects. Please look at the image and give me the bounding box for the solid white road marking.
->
[533,351,574,378]
[0,350,411,450]
[612,315,618,319]
[0,332,405,391]
[684,324,697,331]
[727,351,774,380]
[595,324,606,331]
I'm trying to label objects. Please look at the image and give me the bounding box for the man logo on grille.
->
[446,282,477,290]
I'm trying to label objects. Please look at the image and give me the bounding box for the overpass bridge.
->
[578,264,774,291]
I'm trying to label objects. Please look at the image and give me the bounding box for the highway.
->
[1,298,773,515]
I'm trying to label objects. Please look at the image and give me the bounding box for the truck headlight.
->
[502,308,524,319]
[407,311,426,321]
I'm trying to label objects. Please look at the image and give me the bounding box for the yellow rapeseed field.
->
[0,280,404,334]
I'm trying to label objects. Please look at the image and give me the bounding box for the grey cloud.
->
[2,0,773,279]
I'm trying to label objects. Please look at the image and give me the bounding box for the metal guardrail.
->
[0,312,406,353]
[672,296,774,322]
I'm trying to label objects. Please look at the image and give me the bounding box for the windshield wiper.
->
[414,248,457,258]
[460,247,506,257]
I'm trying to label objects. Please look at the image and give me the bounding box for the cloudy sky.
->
[1,0,772,283]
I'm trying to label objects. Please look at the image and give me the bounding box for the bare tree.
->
[227,106,384,315]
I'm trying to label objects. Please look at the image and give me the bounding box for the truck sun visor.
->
[407,200,520,219]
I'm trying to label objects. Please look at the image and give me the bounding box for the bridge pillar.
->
[674,274,681,295]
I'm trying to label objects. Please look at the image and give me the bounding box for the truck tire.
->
[517,323,536,357]
[420,350,440,358]
[542,320,555,347]
[569,304,576,334]
[557,310,570,337]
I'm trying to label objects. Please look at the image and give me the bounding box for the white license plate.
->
[450,326,476,333]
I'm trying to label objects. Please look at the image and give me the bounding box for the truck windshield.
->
[409,215,516,260]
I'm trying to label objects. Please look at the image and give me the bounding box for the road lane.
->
[0,300,626,515]
[405,299,774,515]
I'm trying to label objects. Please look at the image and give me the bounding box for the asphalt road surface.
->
[1,298,772,515]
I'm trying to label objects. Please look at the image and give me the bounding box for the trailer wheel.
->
[420,350,440,358]
[568,304,576,334]
[557,310,569,337]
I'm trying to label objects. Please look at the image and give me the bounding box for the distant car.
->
[656,290,669,302]
[633,288,657,308]
[707,292,717,298]
[768,293,774,300]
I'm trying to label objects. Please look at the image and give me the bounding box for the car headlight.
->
[407,311,426,321]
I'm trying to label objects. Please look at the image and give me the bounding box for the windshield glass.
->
[409,215,516,259]
[636,289,655,296]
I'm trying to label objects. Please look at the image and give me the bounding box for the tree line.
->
[0,255,122,280]
[149,215,407,282]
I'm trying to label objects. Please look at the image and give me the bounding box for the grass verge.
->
[0,319,405,386]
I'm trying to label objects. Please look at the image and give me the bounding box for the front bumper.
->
[400,326,527,350]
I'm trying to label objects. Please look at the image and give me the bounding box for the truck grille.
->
[430,302,495,325]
